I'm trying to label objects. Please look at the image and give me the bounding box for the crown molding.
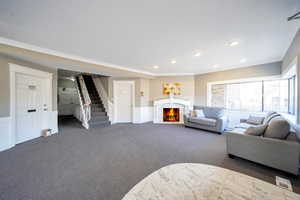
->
[154,73,195,76]
[0,37,282,78]
[0,37,155,76]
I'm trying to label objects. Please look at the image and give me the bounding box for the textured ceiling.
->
[0,0,299,75]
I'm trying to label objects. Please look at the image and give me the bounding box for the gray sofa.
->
[226,113,300,175]
[184,106,228,134]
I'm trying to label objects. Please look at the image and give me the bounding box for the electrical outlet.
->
[276,176,292,192]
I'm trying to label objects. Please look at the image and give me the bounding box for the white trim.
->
[0,117,13,151]
[9,63,53,79]
[9,63,55,148]
[155,73,195,76]
[113,80,135,123]
[0,37,154,76]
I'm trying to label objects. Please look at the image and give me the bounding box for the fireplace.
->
[163,108,180,122]
[153,98,191,124]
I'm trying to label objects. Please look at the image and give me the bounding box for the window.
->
[210,77,296,114]
[264,80,288,113]
[226,82,262,111]
[288,76,296,114]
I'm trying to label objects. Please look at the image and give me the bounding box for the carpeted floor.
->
[0,118,299,200]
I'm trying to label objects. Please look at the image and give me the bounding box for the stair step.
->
[92,111,107,116]
[91,104,103,107]
[82,75,111,127]
[90,115,109,122]
[91,107,105,112]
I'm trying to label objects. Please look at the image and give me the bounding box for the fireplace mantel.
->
[153,97,192,124]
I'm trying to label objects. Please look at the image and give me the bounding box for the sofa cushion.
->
[245,124,267,136]
[203,107,225,119]
[235,123,253,129]
[194,109,204,118]
[264,117,290,139]
[246,115,264,125]
[188,117,217,127]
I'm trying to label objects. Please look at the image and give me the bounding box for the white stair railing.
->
[74,75,92,129]
[74,78,89,129]
[92,77,113,122]
[78,75,92,119]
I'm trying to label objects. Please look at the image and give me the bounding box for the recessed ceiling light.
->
[171,59,177,64]
[194,51,202,57]
[229,41,239,47]
[213,65,219,68]
[240,58,247,63]
[153,65,159,69]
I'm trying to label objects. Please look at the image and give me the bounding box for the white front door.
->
[15,73,44,144]
[115,82,133,123]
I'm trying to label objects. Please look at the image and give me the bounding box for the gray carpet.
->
[0,118,299,200]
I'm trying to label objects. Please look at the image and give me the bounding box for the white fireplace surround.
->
[153,97,192,124]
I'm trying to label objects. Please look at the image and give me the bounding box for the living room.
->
[0,1,300,200]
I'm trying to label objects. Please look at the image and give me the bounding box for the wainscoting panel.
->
[49,111,58,134]
[133,106,153,124]
[0,117,13,152]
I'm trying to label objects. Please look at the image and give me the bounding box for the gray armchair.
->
[184,106,228,134]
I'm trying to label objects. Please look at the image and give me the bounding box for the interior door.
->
[115,82,133,123]
[16,73,44,144]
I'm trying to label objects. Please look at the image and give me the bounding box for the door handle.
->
[27,109,36,113]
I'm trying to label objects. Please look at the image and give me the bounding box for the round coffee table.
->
[122,163,300,200]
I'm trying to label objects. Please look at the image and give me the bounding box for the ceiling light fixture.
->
[229,41,239,47]
[194,51,202,57]
[240,58,247,63]
[171,59,177,64]
[153,65,159,69]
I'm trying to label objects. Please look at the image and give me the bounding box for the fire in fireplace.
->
[163,108,180,122]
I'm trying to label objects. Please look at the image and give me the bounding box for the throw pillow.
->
[246,115,265,125]
[264,117,290,139]
[189,110,196,117]
[263,112,280,125]
[203,107,225,118]
[245,124,267,136]
[194,109,204,118]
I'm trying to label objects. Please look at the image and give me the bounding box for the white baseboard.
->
[0,117,14,152]
[133,106,153,124]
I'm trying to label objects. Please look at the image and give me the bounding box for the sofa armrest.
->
[216,116,228,132]
[184,113,190,123]
[227,132,300,175]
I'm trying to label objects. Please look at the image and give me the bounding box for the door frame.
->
[9,63,53,147]
[113,80,135,123]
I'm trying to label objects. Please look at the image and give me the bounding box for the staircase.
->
[82,75,111,127]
